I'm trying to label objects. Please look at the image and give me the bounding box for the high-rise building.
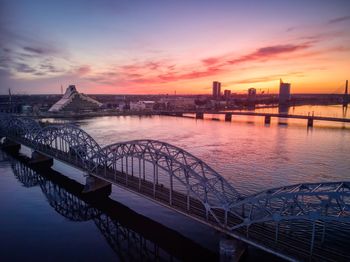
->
[212,81,221,99]
[279,79,291,104]
[224,89,231,99]
[247,88,257,109]
[248,88,256,99]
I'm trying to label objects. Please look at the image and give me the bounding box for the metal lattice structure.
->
[34,125,102,171]
[97,140,241,225]
[228,182,350,229]
[0,114,41,141]
[1,114,350,261]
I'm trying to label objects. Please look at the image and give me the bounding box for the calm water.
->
[74,105,350,195]
[1,105,349,261]
[254,104,349,118]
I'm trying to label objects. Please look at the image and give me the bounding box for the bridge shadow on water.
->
[4,150,219,262]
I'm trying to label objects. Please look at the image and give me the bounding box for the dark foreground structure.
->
[0,113,349,261]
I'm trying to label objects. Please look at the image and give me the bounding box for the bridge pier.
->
[225,113,232,122]
[83,175,112,197]
[29,151,53,167]
[220,238,246,262]
[264,115,271,125]
[0,138,21,153]
[307,118,314,128]
[196,112,204,119]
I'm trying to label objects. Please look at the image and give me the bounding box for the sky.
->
[0,0,350,95]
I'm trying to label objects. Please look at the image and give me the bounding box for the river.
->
[0,105,349,261]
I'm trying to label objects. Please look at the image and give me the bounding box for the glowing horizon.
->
[0,0,349,95]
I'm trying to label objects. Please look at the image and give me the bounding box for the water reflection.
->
[256,104,349,118]
[7,151,217,261]
[277,105,289,125]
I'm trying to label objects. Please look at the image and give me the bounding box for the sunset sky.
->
[0,0,349,95]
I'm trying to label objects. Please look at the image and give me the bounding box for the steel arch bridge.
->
[1,114,349,261]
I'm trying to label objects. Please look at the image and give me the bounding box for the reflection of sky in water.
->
[254,104,349,118]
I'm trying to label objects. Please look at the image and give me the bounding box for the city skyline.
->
[1,0,350,95]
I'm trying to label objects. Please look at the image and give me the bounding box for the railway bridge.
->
[0,114,349,261]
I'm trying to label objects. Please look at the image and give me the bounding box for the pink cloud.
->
[82,40,350,90]
[75,65,91,75]
[227,43,311,65]
[202,57,220,66]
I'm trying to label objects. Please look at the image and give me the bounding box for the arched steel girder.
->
[95,140,241,226]
[0,115,40,140]
[18,117,42,140]
[0,114,12,136]
[227,181,350,231]
[4,117,27,137]
[33,124,102,171]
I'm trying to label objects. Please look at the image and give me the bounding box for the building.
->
[49,85,102,112]
[212,81,221,99]
[279,79,291,104]
[130,101,155,111]
[159,97,195,110]
[224,90,231,99]
[248,88,256,100]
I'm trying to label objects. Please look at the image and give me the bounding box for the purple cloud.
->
[328,15,350,24]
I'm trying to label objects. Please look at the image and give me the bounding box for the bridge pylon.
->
[29,151,53,167]
[0,138,21,152]
[220,237,246,262]
[83,175,112,197]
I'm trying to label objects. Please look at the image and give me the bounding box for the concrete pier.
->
[196,112,204,119]
[29,151,54,167]
[225,113,232,122]
[264,115,271,124]
[220,238,246,262]
[83,175,112,196]
[0,138,21,152]
[307,118,314,127]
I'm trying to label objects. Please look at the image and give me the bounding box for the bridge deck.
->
[162,111,350,123]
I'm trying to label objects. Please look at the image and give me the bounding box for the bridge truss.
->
[1,114,349,261]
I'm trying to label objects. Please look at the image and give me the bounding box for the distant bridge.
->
[160,110,350,127]
[0,114,349,261]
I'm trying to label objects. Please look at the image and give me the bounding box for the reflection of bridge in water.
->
[1,114,350,261]
[9,153,216,261]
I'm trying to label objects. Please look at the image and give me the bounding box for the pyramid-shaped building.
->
[49,85,102,112]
